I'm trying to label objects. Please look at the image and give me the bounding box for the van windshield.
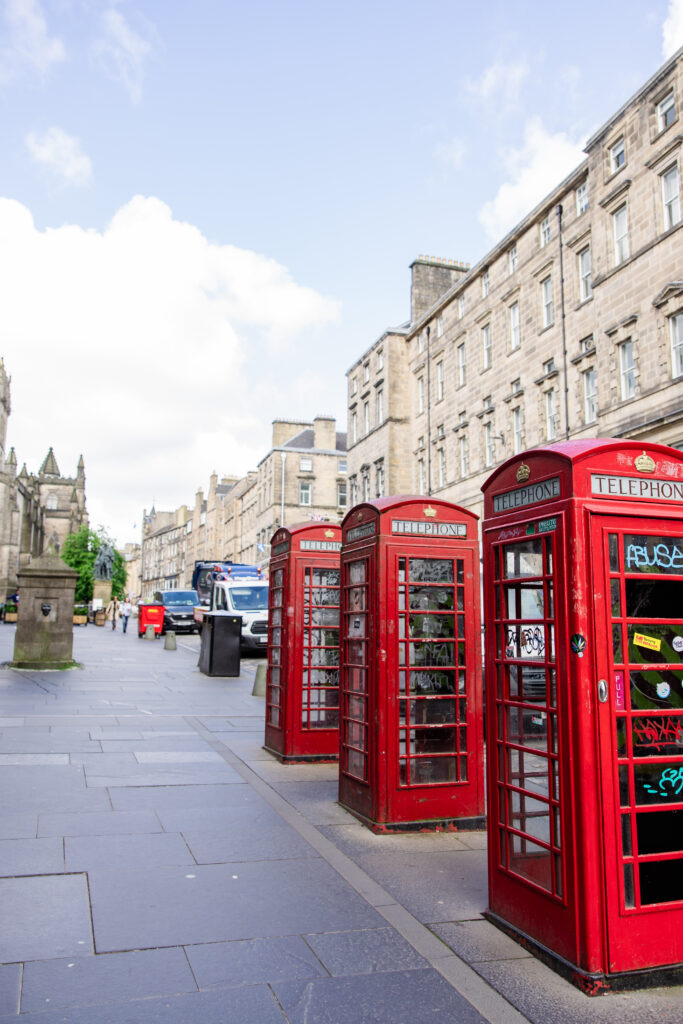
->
[229,587,269,611]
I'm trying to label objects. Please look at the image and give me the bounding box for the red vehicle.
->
[482,439,683,992]
[137,602,164,638]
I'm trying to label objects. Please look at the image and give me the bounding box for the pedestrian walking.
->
[120,598,132,634]
[105,596,120,630]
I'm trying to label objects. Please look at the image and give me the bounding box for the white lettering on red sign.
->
[492,477,561,513]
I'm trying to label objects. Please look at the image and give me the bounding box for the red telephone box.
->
[482,439,683,992]
[264,522,342,762]
[338,496,485,832]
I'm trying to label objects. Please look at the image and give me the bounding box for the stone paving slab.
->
[0,985,287,1023]
[303,926,429,976]
[37,810,163,837]
[184,935,328,988]
[0,874,93,962]
[20,948,197,1014]
[0,837,65,875]
[88,859,385,952]
[64,832,195,871]
[272,968,488,1024]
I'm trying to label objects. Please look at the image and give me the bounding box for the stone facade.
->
[137,416,347,597]
[0,361,88,600]
[347,48,683,521]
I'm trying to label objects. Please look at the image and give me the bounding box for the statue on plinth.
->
[93,542,115,581]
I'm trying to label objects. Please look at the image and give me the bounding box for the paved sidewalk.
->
[0,625,681,1023]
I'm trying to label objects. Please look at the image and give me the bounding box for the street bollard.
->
[252,663,267,697]
[164,631,177,651]
[145,625,155,640]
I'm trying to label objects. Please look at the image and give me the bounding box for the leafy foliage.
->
[61,526,127,603]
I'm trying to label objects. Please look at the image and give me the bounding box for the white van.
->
[205,576,269,650]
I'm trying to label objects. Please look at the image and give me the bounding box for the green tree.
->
[61,527,127,603]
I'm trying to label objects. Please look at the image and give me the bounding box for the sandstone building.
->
[347,48,683,519]
[0,360,88,600]
[137,416,346,599]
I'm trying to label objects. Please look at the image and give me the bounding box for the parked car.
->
[152,590,201,634]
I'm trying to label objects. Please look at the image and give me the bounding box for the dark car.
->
[152,590,200,634]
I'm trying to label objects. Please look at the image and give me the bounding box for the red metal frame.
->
[338,496,485,832]
[482,439,683,991]
[264,522,341,762]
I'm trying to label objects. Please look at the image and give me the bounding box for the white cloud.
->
[92,7,152,103]
[26,126,92,186]
[662,0,683,58]
[0,0,65,82]
[465,60,530,108]
[0,196,340,545]
[479,117,585,241]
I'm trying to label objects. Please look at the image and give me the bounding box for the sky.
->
[1,0,682,548]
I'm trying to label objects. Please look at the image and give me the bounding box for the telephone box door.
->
[591,515,683,973]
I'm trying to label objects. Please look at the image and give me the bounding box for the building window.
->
[376,464,384,498]
[576,181,589,216]
[377,348,384,371]
[619,340,635,400]
[657,90,676,132]
[417,332,424,353]
[458,296,465,320]
[541,276,554,328]
[671,313,683,378]
[338,458,347,472]
[457,343,466,386]
[376,387,384,424]
[437,316,444,338]
[363,400,370,434]
[543,357,556,375]
[436,360,444,401]
[510,302,520,350]
[610,136,625,173]
[417,376,424,414]
[350,377,357,396]
[613,204,629,265]
[483,394,492,410]
[540,216,551,247]
[484,422,494,468]
[512,406,523,454]
[508,245,518,274]
[437,447,445,488]
[417,458,425,495]
[300,457,312,471]
[662,164,681,229]
[299,481,312,506]
[481,270,490,298]
[583,367,597,423]
[482,324,492,369]
[578,246,592,301]
[363,361,370,383]
[545,388,558,440]
[337,481,347,507]
[580,334,594,353]
[351,411,358,444]
[459,434,469,477]
[362,472,370,502]
[511,377,522,394]
[46,494,58,510]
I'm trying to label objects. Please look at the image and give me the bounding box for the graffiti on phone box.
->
[625,540,683,572]
[505,626,545,656]
[633,716,683,751]
[643,765,683,798]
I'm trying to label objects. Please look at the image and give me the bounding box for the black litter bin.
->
[198,612,242,677]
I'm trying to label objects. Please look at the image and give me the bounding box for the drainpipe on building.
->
[280,452,286,527]
[556,204,570,440]
[426,324,432,496]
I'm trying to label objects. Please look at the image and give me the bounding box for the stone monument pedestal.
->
[12,548,78,670]
[92,580,112,607]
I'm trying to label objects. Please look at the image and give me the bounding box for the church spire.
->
[39,447,61,477]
